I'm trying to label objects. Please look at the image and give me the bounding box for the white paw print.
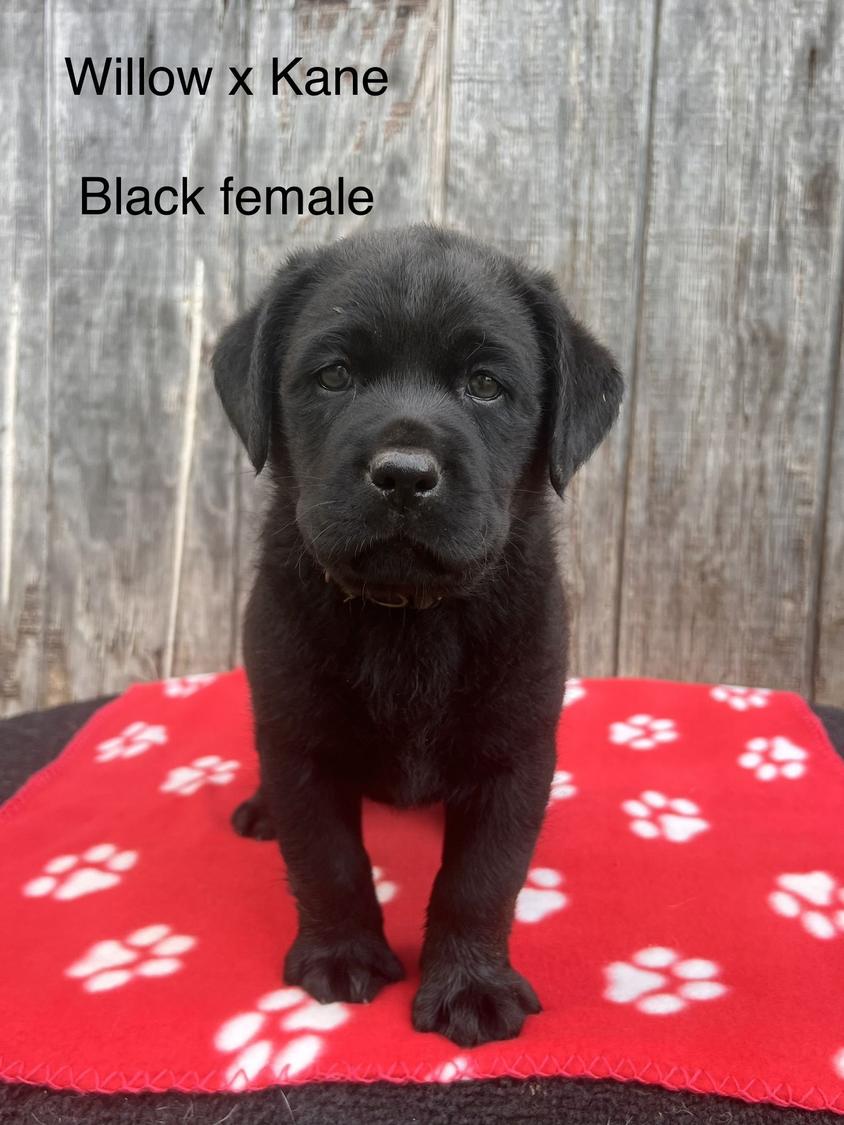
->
[23,843,138,901]
[163,673,217,698]
[710,684,771,711]
[160,755,240,795]
[96,721,168,762]
[548,769,577,803]
[609,714,678,751]
[66,924,196,992]
[738,736,808,781]
[621,790,709,843]
[515,868,568,923]
[427,1055,474,1082]
[215,987,351,1090]
[604,946,727,1015]
[563,677,586,707]
[372,865,398,904]
[769,872,844,940]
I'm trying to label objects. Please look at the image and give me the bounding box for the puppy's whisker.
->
[301,522,337,559]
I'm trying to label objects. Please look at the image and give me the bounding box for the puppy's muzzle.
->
[367,448,441,510]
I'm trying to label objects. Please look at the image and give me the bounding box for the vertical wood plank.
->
[815,261,844,704]
[446,0,657,675]
[0,4,50,715]
[45,0,239,703]
[241,0,447,288]
[169,1,247,678]
[619,0,844,693]
[231,0,450,651]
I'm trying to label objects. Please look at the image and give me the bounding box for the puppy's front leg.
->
[262,748,404,1004]
[413,765,552,1046]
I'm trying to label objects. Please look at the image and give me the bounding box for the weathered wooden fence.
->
[1,0,842,714]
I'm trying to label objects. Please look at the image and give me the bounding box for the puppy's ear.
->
[520,270,623,496]
[212,250,319,473]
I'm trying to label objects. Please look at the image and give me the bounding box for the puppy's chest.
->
[355,688,457,807]
[331,612,479,805]
[351,649,464,807]
[358,726,451,808]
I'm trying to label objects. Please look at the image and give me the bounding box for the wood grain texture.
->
[0,4,50,716]
[1,0,843,712]
[168,1,247,679]
[445,0,658,675]
[815,230,844,705]
[45,1,238,702]
[618,0,844,695]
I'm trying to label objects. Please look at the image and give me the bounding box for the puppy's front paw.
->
[412,963,541,1046]
[284,931,405,1004]
[231,792,275,840]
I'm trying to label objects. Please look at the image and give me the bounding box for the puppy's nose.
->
[367,448,441,507]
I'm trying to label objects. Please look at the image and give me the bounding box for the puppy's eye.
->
[317,364,352,392]
[466,371,503,401]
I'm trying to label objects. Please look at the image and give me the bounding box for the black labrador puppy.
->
[213,226,622,1047]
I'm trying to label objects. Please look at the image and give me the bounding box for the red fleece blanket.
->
[1,671,843,1113]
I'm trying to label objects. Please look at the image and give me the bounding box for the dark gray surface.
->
[1,1072,838,1125]
[1,698,842,1125]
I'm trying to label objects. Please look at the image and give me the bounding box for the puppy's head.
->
[213,227,622,601]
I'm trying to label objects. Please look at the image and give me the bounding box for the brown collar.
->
[324,571,443,610]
